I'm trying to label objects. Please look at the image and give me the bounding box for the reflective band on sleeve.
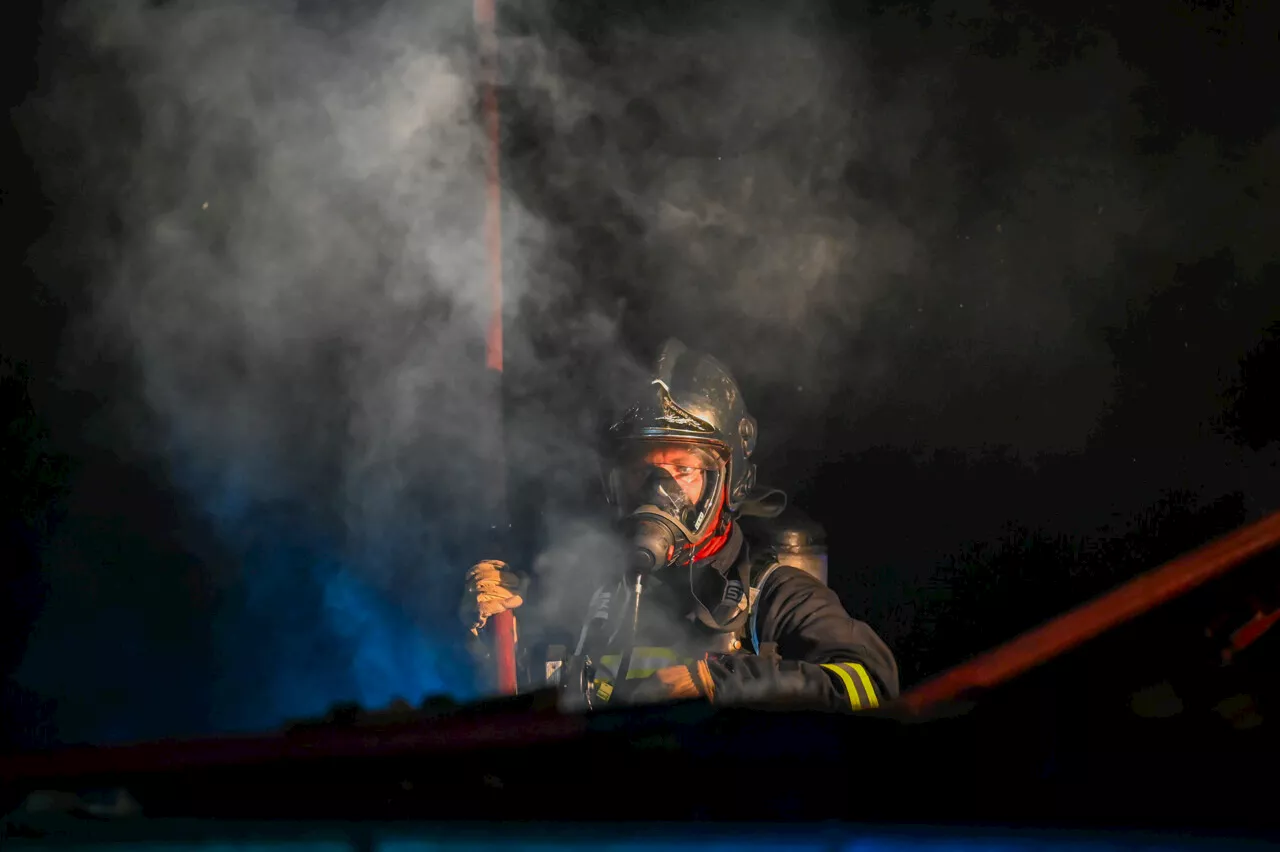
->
[847,662,880,709]
[821,662,879,710]
[821,663,861,709]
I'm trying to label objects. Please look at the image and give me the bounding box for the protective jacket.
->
[557,524,899,712]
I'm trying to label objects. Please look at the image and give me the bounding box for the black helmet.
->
[604,339,758,515]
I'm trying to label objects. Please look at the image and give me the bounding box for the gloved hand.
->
[621,661,717,705]
[460,560,527,637]
[621,655,824,709]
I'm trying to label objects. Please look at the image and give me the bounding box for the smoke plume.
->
[15,0,1277,739]
[21,0,547,733]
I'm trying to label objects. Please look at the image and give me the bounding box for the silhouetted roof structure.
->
[3,512,1278,847]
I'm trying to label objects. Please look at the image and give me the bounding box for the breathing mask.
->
[605,440,727,572]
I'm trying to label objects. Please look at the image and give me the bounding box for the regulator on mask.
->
[605,441,728,573]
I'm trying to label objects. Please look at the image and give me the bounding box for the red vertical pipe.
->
[491,611,518,695]
[476,0,503,374]
[475,0,518,696]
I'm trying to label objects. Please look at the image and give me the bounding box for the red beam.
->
[897,509,1280,716]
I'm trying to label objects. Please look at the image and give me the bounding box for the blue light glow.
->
[187,457,478,734]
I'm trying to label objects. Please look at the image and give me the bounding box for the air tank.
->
[742,505,828,586]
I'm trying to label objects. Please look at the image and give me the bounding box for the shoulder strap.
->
[746,557,785,655]
[691,547,753,633]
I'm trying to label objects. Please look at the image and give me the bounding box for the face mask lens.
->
[607,443,725,541]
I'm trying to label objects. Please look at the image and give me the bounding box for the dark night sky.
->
[2,0,1278,748]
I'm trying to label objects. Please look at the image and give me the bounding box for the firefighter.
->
[461,339,899,712]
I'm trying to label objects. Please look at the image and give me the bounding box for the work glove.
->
[460,560,527,637]
[621,661,718,705]
[621,654,822,709]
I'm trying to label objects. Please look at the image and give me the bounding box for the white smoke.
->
[16,0,1277,737]
[20,0,561,729]
[79,0,497,540]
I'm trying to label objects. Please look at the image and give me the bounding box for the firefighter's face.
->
[638,446,708,505]
[607,440,726,546]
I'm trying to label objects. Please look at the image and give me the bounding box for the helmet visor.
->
[606,441,726,542]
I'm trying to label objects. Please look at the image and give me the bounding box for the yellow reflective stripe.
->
[599,664,668,680]
[821,662,879,710]
[821,663,863,710]
[611,647,681,661]
[848,662,879,709]
[599,648,685,681]
[600,658,676,669]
